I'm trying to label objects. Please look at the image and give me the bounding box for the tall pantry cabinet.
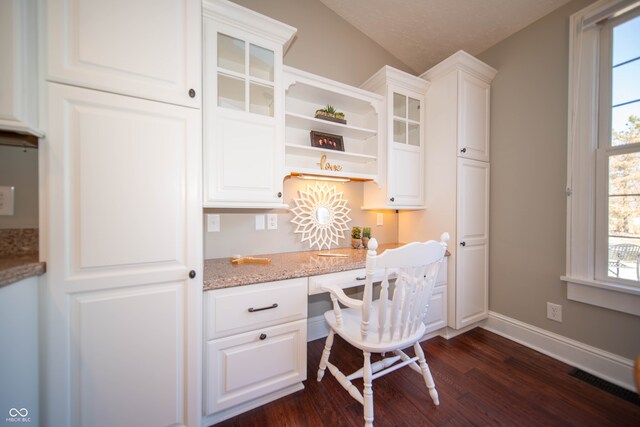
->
[400,51,496,330]
[41,1,202,426]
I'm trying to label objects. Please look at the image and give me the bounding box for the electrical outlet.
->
[206,214,220,232]
[255,214,265,230]
[267,214,278,230]
[376,213,383,226]
[547,302,562,322]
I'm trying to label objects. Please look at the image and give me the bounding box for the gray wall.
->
[0,146,39,229]
[477,0,640,360]
[231,0,416,85]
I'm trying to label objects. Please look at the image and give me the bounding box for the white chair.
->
[317,233,449,426]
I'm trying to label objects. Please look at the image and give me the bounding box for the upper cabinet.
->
[0,0,42,137]
[203,0,296,208]
[46,0,201,108]
[283,66,383,182]
[421,51,495,162]
[361,66,429,209]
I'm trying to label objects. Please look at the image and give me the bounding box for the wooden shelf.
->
[285,166,377,182]
[285,113,376,139]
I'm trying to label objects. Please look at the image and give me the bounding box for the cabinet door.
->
[205,320,307,415]
[457,73,490,162]
[43,83,202,427]
[424,287,447,333]
[0,0,40,135]
[455,158,489,329]
[46,0,200,108]
[388,90,424,206]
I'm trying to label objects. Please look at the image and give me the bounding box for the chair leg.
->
[414,342,439,405]
[363,351,374,427]
[317,329,335,382]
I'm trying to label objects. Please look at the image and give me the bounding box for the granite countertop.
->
[0,255,46,288]
[0,228,46,288]
[203,244,450,291]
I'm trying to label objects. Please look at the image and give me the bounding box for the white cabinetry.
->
[203,0,296,208]
[361,66,429,209]
[283,66,383,181]
[0,0,41,137]
[204,278,307,424]
[46,0,201,107]
[420,51,496,330]
[42,2,203,425]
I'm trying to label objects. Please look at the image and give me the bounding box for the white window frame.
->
[563,0,640,316]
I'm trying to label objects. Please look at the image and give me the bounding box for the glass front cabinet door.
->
[203,0,295,208]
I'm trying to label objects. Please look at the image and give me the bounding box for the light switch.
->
[0,186,15,216]
[376,213,383,226]
[206,214,220,232]
[255,214,265,230]
[267,214,278,230]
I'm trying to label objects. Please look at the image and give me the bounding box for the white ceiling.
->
[319,0,571,73]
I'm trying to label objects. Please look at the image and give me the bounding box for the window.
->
[564,0,640,316]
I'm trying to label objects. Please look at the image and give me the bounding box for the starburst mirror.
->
[290,182,352,250]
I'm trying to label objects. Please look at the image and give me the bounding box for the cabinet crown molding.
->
[421,50,497,83]
[361,65,429,94]
[203,0,296,47]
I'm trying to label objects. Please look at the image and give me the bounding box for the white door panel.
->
[46,0,200,107]
[458,73,490,162]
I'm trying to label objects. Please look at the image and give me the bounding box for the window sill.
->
[561,276,640,316]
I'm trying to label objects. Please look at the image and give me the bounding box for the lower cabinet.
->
[203,278,308,424]
[424,258,448,333]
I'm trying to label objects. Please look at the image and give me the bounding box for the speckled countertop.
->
[203,244,450,291]
[0,228,46,288]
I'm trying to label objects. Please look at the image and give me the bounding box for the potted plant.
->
[362,227,371,249]
[351,226,362,249]
[315,104,346,124]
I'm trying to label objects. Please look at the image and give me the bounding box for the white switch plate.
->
[255,214,265,230]
[267,214,278,230]
[0,186,15,216]
[206,214,220,232]
[376,213,383,226]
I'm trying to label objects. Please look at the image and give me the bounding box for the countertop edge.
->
[0,261,46,288]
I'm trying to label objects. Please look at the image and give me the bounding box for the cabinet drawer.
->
[204,319,307,415]
[308,268,392,295]
[205,278,307,340]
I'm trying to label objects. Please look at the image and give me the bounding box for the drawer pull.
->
[259,333,267,340]
[356,276,366,281]
[248,303,278,313]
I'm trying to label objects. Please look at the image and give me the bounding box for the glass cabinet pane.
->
[217,34,245,74]
[408,123,420,146]
[393,119,406,143]
[250,82,274,116]
[393,93,406,118]
[250,44,274,82]
[218,74,244,111]
[408,97,420,122]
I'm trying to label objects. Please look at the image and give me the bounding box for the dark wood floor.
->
[215,328,640,426]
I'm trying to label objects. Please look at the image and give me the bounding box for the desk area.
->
[202,244,449,425]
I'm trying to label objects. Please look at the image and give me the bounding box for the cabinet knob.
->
[189,270,196,279]
[460,147,467,153]
[460,241,466,247]
[188,89,196,98]
[259,333,267,340]
[277,192,282,198]
[389,197,395,202]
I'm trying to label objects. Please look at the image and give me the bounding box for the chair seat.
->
[324,300,426,353]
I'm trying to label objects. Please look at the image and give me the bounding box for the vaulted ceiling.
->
[319,0,572,73]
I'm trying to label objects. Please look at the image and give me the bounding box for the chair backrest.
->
[361,233,449,343]
[609,244,640,261]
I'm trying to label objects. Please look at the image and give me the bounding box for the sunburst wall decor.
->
[290,182,352,250]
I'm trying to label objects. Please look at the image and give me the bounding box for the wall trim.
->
[482,311,634,391]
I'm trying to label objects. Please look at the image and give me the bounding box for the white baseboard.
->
[483,311,635,391]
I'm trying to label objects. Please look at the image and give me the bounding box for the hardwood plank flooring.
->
[213,328,640,426]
